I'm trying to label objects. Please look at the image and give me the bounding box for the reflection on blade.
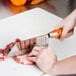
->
[8,44,26,57]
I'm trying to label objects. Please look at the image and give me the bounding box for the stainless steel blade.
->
[8,34,49,57]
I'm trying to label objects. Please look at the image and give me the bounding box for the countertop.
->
[0,0,76,20]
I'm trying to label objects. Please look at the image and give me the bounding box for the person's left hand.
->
[27,46,57,74]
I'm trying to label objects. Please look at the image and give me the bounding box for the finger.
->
[33,46,45,51]
[27,50,39,57]
[60,27,69,41]
[70,28,74,32]
[27,46,40,57]
[65,31,74,38]
[27,57,37,62]
[33,46,46,54]
[17,42,22,50]
[24,40,30,49]
[28,46,46,57]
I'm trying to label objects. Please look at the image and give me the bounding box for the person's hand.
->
[56,9,76,41]
[27,46,57,74]
[17,38,36,53]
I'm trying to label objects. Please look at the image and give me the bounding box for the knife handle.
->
[48,28,74,38]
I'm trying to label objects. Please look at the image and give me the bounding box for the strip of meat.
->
[0,57,4,61]
[13,55,34,65]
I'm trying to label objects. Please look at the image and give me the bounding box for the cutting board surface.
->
[0,58,43,76]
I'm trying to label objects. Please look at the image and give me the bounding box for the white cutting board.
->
[0,58,43,76]
[0,8,76,76]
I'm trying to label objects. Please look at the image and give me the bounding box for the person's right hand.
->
[56,9,76,41]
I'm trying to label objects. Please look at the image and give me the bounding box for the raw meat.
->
[0,41,15,61]
[13,55,33,65]
[0,39,33,65]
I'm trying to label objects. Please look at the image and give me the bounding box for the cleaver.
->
[8,28,73,57]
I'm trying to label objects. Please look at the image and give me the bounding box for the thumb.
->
[55,24,63,29]
[60,27,69,41]
[66,31,74,38]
